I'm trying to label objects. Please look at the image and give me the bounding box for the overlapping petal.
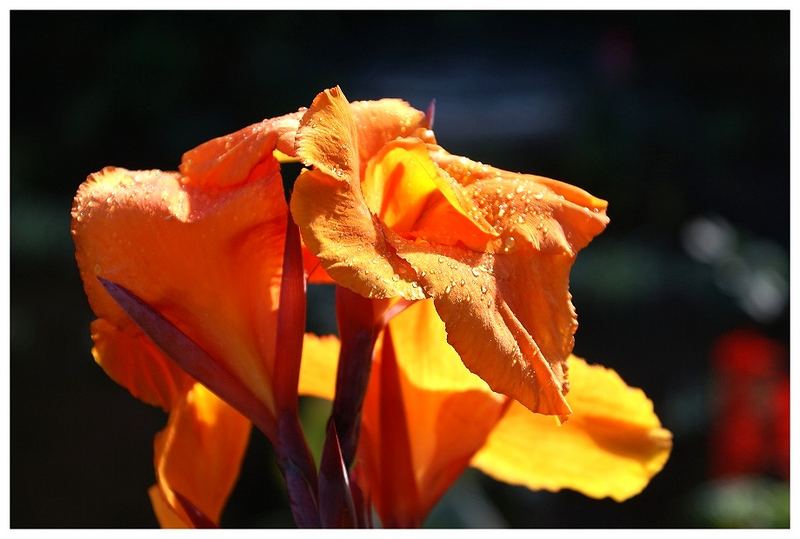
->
[298,300,671,525]
[291,86,609,416]
[72,159,287,434]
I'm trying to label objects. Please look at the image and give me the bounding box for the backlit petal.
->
[298,333,340,400]
[351,301,504,526]
[151,383,251,526]
[471,356,673,501]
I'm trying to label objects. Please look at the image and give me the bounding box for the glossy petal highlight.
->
[471,356,673,502]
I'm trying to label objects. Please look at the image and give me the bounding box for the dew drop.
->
[471,267,480,277]
[515,185,525,194]
[445,283,453,294]
[392,274,400,282]
[420,271,427,277]
[459,279,465,286]
[501,235,517,253]
[480,285,488,294]
[534,192,544,200]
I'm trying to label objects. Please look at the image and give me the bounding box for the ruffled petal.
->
[180,111,302,188]
[72,164,287,422]
[291,87,608,417]
[291,87,428,300]
[151,383,251,526]
[291,168,424,301]
[349,98,427,171]
[471,356,672,502]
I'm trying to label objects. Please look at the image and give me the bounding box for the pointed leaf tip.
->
[172,490,217,528]
[319,419,357,528]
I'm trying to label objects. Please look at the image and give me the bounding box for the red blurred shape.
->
[710,329,789,479]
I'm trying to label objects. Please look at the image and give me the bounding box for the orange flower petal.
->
[72,165,287,428]
[148,485,187,528]
[292,87,608,417]
[298,302,506,525]
[348,98,427,172]
[151,383,251,526]
[90,318,190,410]
[291,168,424,301]
[360,301,506,525]
[302,244,334,284]
[471,355,673,502]
[291,87,430,300]
[180,111,302,188]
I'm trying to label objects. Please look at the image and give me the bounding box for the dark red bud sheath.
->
[173,490,218,528]
[318,419,357,528]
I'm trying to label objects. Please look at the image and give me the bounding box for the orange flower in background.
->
[291,87,609,417]
[300,300,672,527]
[71,112,305,525]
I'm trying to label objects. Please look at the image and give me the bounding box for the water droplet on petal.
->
[501,235,517,253]
[471,267,480,277]
[534,192,544,200]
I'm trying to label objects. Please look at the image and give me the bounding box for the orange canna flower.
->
[291,87,609,418]
[300,299,672,527]
[71,112,308,525]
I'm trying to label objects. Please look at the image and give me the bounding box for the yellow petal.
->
[387,299,493,394]
[471,355,673,501]
[152,383,251,526]
[298,333,340,400]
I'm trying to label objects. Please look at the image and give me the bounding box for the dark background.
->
[11,11,789,528]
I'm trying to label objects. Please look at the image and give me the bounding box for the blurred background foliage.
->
[11,10,788,528]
